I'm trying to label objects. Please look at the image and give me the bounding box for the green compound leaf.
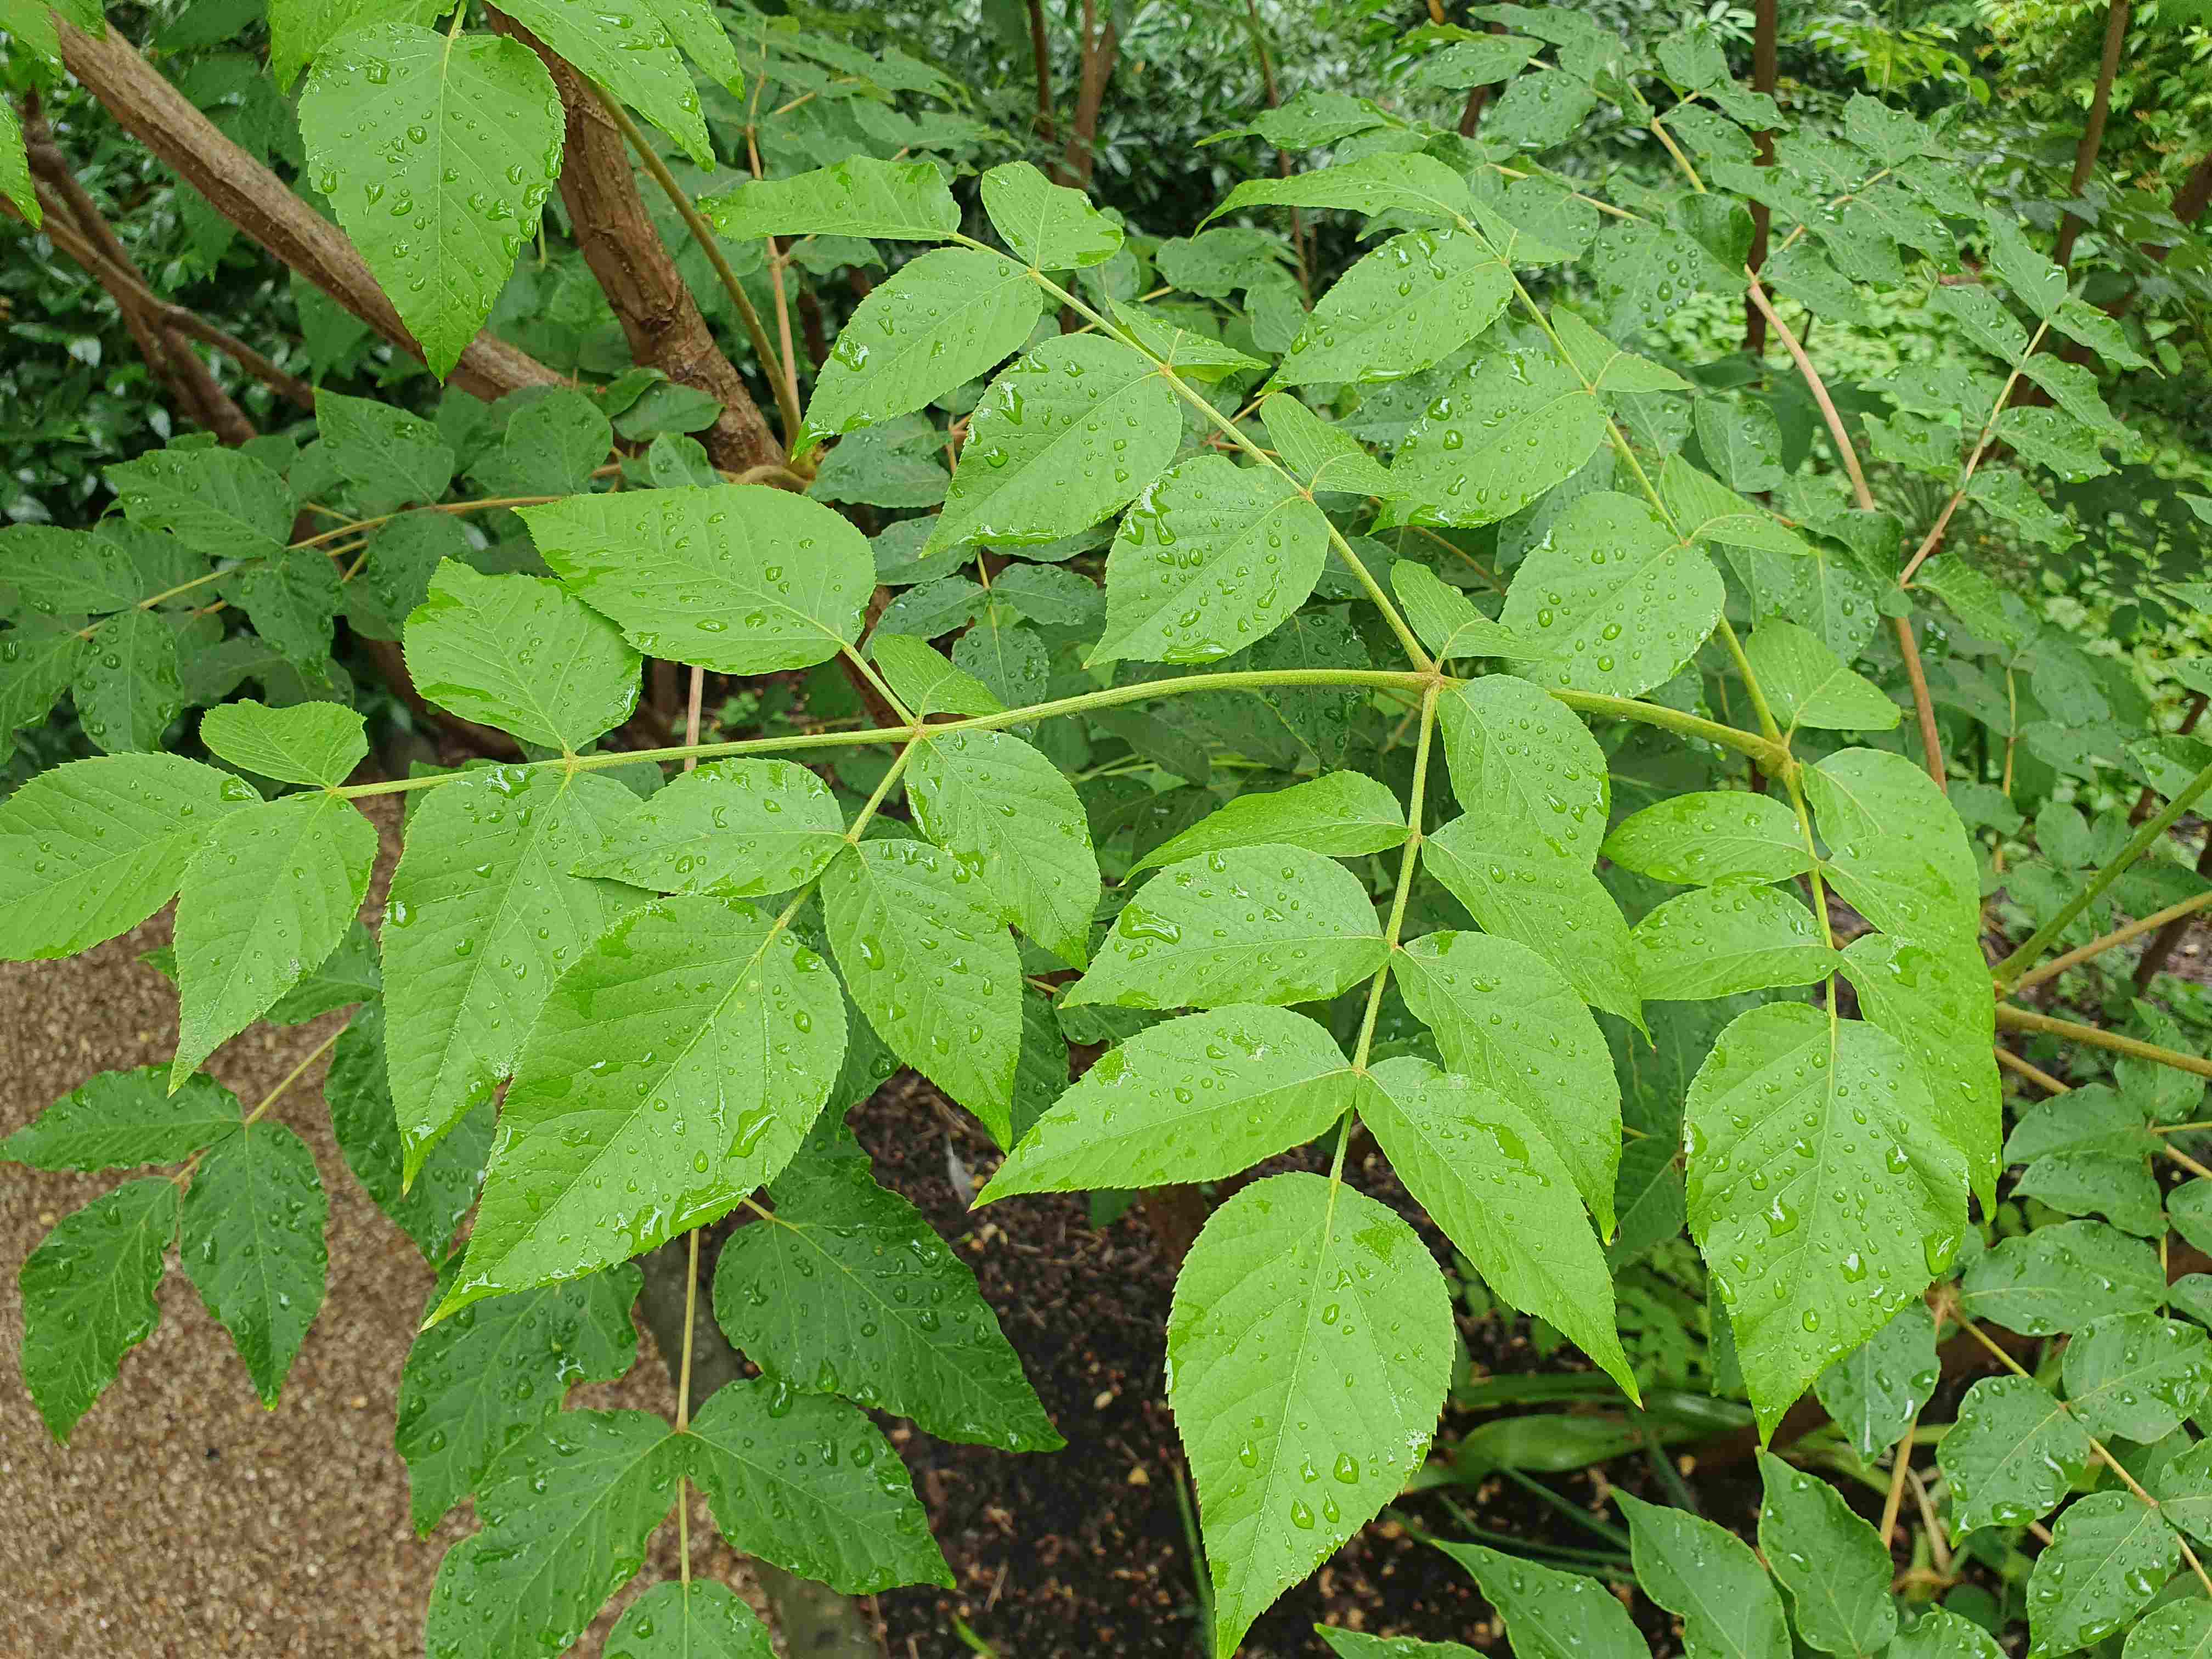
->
[523,484,873,675]
[1109,297,1269,381]
[872,634,1004,719]
[1170,1171,1454,1656]
[315,390,456,512]
[2125,1602,2212,1659]
[1499,490,1723,698]
[1260,394,1398,496]
[2062,1313,2212,1442]
[712,1118,1060,1452]
[1744,620,1899,733]
[179,1122,329,1407]
[1938,1373,2096,1532]
[172,793,377,1084]
[1960,1220,2165,1335]
[603,1581,775,1659]
[384,766,640,1182]
[0,617,92,762]
[423,1409,684,1659]
[1429,1539,1651,1659]
[1839,931,2001,1212]
[1392,347,1607,527]
[1685,1002,1967,1435]
[2025,1492,2177,1659]
[1602,792,1816,887]
[926,335,1181,555]
[325,1001,490,1263]
[1390,560,1552,662]
[19,1178,177,1442]
[684,1376,952,1593]
[74,608,182,754]
[1814,1301,1939,1459]
[1618,1492,1790,1659]
[1128,772,1407,874]
[299,24,562,380]
[403,561,641,752]
[574,758,847,896]
[1363,1056,1633,1392]
[1632,885,1841,1000]
[980,160,1123,268]
[1206,150,1476,224]
[200,698,368,788]
[1892,1611,2007,1659]
[1092,453,1333,665]
[822,838,1023,1135]
[3,1067,241,1171]
[981,1005,1361,1199]
[800,247,1044,444]
[437,895,846,1319]
[269,0,445,89]
[397,1262,640,1533]
[0,754,252,961]
[1318,1629,1483,1659]
[217,545,343,668]
[1271,227,1511,388]
[1067,845,1385,1010]
[108,444,294,551]
[496,0,711,163]
[909,729,1100,969]
[2153,1440,2212,1546]
[0,523,198,616]
[1550,309,1692,393]
[704,155,960,241]
[1756,1454,1898,1658]
[1804,748,1981,946]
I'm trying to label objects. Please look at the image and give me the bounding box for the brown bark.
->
[490,14,782,470]
[54,18,563,403]
[1059,0,1117,188]
[1025,0,1056,143]
[1743,0,1778,353]
[2052,0,2131,273]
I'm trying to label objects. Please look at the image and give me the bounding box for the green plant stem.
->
[2010,890,2212,995]
[1491,1464,1638,1549]
[1896,318,2053,588]
[1994,756,2212,986]
[1351,684,1438,1071]
[840,642,915,725]
[1714,616,1782,744]
[594,87,800,456]
[172,1026,341,1188]
[1993,1003,2212,1082]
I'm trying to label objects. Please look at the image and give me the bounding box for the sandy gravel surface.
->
[0,797,763,1657]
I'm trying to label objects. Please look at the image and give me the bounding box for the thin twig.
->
[2011,890,2212,994]
[1994,1004,2212,1081]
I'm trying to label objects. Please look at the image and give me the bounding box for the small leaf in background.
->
[1937,1374,2096,1532]
[980,160,1124,268]
[397,1263,640,1532]
[524,484,872,675]
[438,895,847,1317]
[928,336,1181,556]
[1694,394,1788,492]
[1814,1301,1939,1459]
[1757,1453,1898,1658]
[344,510,469,642]
[216,544,345,668]
[470,390,613,499]
[19,1179,178,1441]
[1129,771,1406,873]
[684,1378,952,1592]
[0,754,252,961]
[1631,884,1840,999]
[1170,1172,1454,1657]
[983,1005,1359,1197]
[575,758,847,895]
[713,1118,1060,1451]
[1744,620,1900,732]
[315,390,455,512]
[1271,227,1510,388]
[1602,791,1816,886]
[874,633,1006,718]
[300,25,562,379]
[704,155,960,241]
[1429,1541,1647,1659]
[171,793,377,1082]
[1260,394,1398,496]
[1390,560,1551,662]
[403,562,641,752]
[2061,1313,2212,1442]
[108,444,294,553]
[952,610,1051,709]
[200,698,368,787]
[1318,1628,1482,1659]
[2025,1493,2178,1659]
[3,1068,242,1171]
[1960,1220,2165,1335]
[1066,844,1384,1009]
[180,1122,329,1406]
[1619,1492,1791,1659]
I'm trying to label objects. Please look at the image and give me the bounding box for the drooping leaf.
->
[981,1005,1360,1198]
[1131,773,1407,874]
[1423,816,1640,1024]
[1392,347,1606,527]
[1390,560,1551,662]
[1685,1002,1967,1434]
[1814,1301,1939,1459]
[298,24,563,379]
[385,766,640,1181]
[108,445,294,552]
[498,0,712,162]
[1745,620,1899,732]
[1617,1492,1790,1659]
[199,698,369,787]
[436,895,847,1318]
[1271,227,1511,388]
[1959,1220,2165,1335]
[3,1068,241,1171]
[1363,1056,1633,1391]
[1068,845,1384,1009]
[1318,1630,1482,1659]
[2062,1313,2212,1442]
[1937,1373,2097,1532]
[1260,394,1398,496]
[573,758,847,896]
[1206,151,1476,225]
[396,1262,641,1532]
[2025,1493,2177,1659]
[179,1122,329,1406]
[74,608,182,753]
[1805,749,1980,945]
[18,1178,177,1442]
[2124,1602,2212,1659]
[1602,792,1816,887]
[713,1118,1060,1451]
[1170,1171,1454,1656]
[704,155,960,241]
[1632,885,1840,999]
[0,617,92,760]
[980,160,1123,268]
[422,1409,685,1658]
[403,561,642,752]
[315,389,456,512]
[909,729,1099,968]
[1393,931,1620,1233]
[1429,1540,1650,1659]
[524,484,873,675]
[684,1377,952,1592]
[602,1581,775,1659]
[1756,1454,1898,1658]
[171,793,377,1082]
[324,1001,490,1263]
[927,336,1181,556]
